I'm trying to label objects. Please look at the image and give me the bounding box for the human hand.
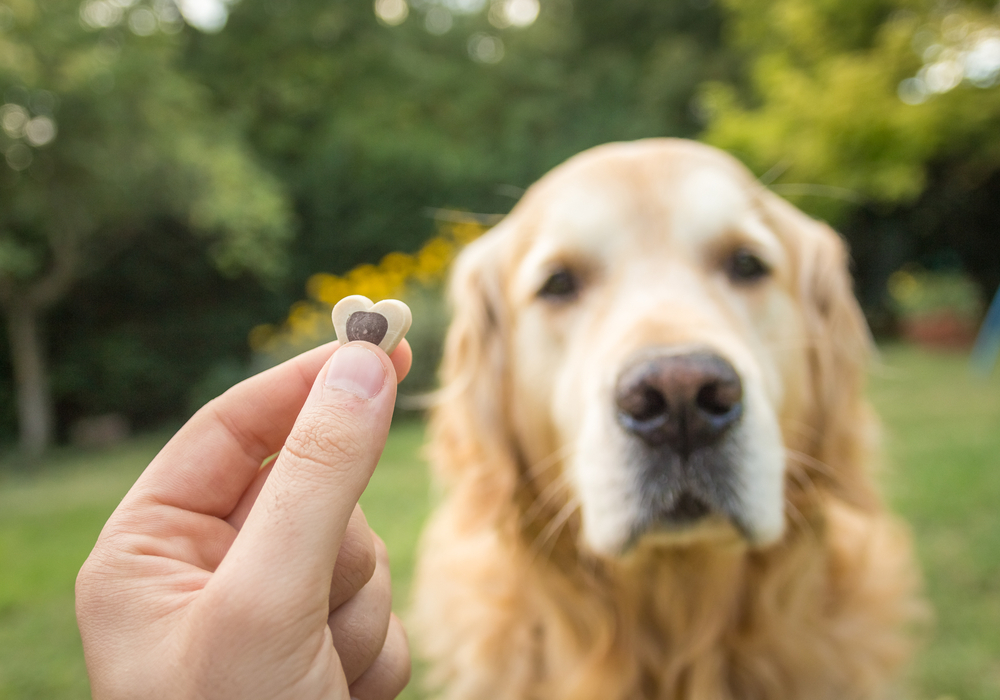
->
[76,340,413,700]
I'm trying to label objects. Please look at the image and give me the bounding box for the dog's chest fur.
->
[413,490,919,700]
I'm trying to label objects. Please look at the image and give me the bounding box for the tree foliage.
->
[701,0,1000,309]
[184,0,732,273]
[0,0,292,284]
[0,0,292,453]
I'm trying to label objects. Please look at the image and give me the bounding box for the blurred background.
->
[0,0,998,697]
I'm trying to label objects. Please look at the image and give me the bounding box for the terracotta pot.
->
[900,311,978,350]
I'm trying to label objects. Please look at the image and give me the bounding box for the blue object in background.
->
[970,285,1000,377]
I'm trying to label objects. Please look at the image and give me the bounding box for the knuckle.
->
[75,542,123,609]
[335,531,378,594]
[356,541,379,584]
[282,408,367,473]
[372,532,390,566]
[74,563,97,614]
[398,648,413,688]
[386,620,413,690]
[346,618,412,698]
[345,616,387,661]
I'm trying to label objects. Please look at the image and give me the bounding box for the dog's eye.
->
[538,269,579,300]
[726,249,770,284]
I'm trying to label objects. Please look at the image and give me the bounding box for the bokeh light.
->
[79,0,124,29]
[500,0,538,27]
[424,6,453,34]
[375,0,408,26]
[468,32,504,63]
[965,34,1000,87]
[1,104,28,139]
[5,142,31,171]
[176,0,230,32]
[25,117,56,147]
[79,0,190,33]
[128,7,158,34]
[443,0,487,13]
[899,16,1000,105]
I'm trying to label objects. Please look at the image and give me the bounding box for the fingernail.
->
[325,344,386,399]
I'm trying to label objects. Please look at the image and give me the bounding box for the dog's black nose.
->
[615,352,743,455]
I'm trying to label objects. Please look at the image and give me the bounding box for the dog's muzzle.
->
[614,351,745,532]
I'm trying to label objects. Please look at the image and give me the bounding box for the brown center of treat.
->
[346,311,388,346]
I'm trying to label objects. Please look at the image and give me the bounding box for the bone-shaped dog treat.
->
[332,295,412,355]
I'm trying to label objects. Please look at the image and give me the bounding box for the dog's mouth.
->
[656,491,712,524]
[620,486,736,551]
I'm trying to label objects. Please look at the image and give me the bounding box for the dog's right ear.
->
[759,191,880,512]
[428,223,520,501]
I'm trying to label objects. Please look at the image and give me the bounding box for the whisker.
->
[525,443,574,481]
[786,462,816,492]
[784,496,813,536]
[758,159,793,187]
[530,497,580,562]
[522,472,573,526]
[518,444,575,526]
[785,463,824,516]
[785,449,835,478]
[783,420,822,443]
[769,183,862,203]
[424,207,505,226]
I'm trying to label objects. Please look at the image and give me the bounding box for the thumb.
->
[213,342,397,609]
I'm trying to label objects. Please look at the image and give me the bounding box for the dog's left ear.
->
[760,191,880,511]
[427,221,522,511]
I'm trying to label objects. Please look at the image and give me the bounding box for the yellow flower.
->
[380,251,417,278]
[307,273,351,306]
[450,221,485,245]
[254,215,491,356]
[414,237,456,283]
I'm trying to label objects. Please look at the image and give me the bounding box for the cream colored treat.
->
[332,295,412,354]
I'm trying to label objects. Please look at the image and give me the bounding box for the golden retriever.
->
[411,139,923,700]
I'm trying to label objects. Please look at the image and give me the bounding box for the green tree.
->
[185,0,734,277]
[701,0,1000,306]
[0,0,292,456]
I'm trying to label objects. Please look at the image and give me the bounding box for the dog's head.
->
[433,139,874,558]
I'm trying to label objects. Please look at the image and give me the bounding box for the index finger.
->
[126,340,412,519]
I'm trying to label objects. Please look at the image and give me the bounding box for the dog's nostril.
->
[618,385,667,422]
[695,381,742,417]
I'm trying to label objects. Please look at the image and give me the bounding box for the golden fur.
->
[411,139,924,700]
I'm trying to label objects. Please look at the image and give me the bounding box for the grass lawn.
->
[0,344,997,699]
[871,346,1000,700]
